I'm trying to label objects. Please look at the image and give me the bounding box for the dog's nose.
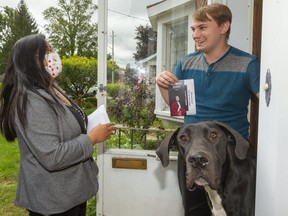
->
[188,153,209,168]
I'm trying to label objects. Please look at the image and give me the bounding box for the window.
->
[166,19,188,73]
[148,1,194,121]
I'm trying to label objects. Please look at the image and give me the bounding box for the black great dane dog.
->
[156,121,256,216]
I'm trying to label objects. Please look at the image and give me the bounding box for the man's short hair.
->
[193,3,232,39]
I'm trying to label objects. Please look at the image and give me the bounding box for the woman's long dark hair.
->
[0,34,62,141]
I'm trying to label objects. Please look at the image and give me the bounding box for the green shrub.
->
[82,96,97,109]
[86,196,97,216]
[107,83,126,98]
[107,82,156,129]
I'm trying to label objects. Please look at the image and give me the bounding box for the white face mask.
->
[45,53,62,78]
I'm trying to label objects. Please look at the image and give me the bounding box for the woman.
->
[0,34,115,215]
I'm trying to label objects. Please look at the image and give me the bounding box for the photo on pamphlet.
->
[168,79,196,116]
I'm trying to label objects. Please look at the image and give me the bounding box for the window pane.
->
[168,19,188,73]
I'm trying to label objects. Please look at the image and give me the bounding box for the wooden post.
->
[250,0,263,156]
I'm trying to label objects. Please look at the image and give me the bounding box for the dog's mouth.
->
[195,176,209,186]
[186,164,221,191]
[187,175,209,191]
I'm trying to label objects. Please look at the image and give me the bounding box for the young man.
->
[156,3,260,216]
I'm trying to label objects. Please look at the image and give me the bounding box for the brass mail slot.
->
[112,158,147,170]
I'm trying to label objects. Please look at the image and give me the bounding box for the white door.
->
[96,1,184,215]
[96,0,265,215]
[255,0,288,215]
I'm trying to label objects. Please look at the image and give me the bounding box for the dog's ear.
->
[214,121,249,160]
[156,127,180,167]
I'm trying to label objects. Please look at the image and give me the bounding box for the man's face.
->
[191,15,228,54]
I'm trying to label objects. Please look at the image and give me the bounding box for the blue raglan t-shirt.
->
[175,46,260,138]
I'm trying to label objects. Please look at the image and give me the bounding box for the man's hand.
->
[156,71,179,89]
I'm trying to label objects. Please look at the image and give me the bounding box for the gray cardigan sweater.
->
[14,90,98,215]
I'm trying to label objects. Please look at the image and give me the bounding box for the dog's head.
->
[156,121,250,191]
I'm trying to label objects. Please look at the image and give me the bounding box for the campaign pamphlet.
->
[87,104,110,132]
[168,79,196,116]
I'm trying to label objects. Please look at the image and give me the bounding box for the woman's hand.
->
[88,122,116,145]
[156,71,179,89]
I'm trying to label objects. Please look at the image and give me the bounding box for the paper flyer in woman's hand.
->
[87,105,110,132]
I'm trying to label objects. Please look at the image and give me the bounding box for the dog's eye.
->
[180,135,188,142]
[209,132,217,139]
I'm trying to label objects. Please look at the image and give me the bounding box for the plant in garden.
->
[56,55,97,105]
[107,82,155,129]
[106,66,160,149]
